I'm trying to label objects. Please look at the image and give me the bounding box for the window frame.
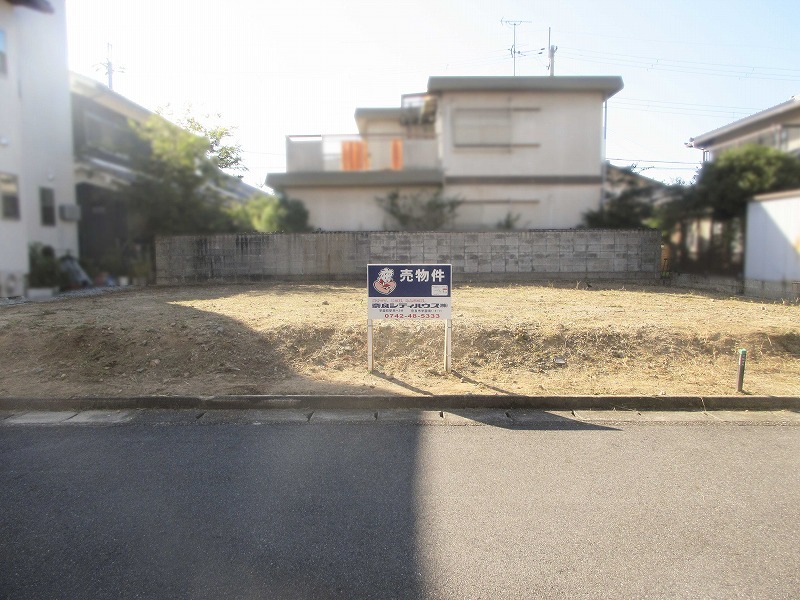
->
[0,30,7,76]
[40,187,56,226]
[452,108,541,148]
[1,173,20,221]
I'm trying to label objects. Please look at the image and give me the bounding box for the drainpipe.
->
[600,99,608,209]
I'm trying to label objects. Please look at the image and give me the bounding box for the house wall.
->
[436,91,604,178]
[293,185,441,231]
[17,0,77,258]
[744,192,800,299]
[702,105,800,160]
[287,182,600,232]
[0,0,77,296]
[445,183,600,230]
[155,229,662,285]
[0,4,27,293]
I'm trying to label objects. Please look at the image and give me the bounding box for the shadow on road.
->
[370,371,432,395]
[446,409,621,431]
[450,370,515,395]
[0,424,426,599]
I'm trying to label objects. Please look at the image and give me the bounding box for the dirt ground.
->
[0,282,798,398]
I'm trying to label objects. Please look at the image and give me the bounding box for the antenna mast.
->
[547,27,558,76]
[98,43,125,90]
[500,18,532,76]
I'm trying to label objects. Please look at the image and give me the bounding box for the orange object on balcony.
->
[391,139,403,170]
[341,140,369,171]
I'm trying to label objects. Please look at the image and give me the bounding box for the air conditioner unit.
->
[1,272,25,298]
[59,204,82,222]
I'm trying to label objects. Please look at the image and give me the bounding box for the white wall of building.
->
[291,182,600,231]
[0,0,77,296]
[745,191,800,282]
[445,183,600,230]
[295,186,440,231]
[436,91,604,178]
[17,0,77,258]
[0,3,27,288]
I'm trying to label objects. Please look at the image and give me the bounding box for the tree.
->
[582,187,654,229]
[376,189,461,230]
[179,114,247,175]
[661,145,800,272]
[230,194,310,233]
[160,106,248,175]
[692,144,800,221]
[123,114,239,273]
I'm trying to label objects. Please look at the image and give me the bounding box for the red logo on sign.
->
[373,268,397,295]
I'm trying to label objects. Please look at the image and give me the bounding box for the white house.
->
[0,0,78,297]
[744,189,800,300]
[267,76,624,231]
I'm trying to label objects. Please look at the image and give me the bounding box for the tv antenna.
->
[500,18,542,76]
[95,43,125,90]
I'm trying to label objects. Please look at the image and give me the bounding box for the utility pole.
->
[547,27,558,76]
[98,43,124,90]
[501,18,532,76]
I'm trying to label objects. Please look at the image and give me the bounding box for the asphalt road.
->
[1,411,799,599]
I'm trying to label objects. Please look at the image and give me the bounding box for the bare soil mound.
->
[1,283,798,398]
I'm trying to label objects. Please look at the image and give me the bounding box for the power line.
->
[609,102,754,119]
[607,158,701,165]
[563,47,800,74]
[617,97,760,111]
[559,48,800,82]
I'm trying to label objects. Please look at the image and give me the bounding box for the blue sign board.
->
[367,264,452,320]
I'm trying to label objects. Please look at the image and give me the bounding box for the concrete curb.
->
[1,395,798,412]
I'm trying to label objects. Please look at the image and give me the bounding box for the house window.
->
[0,30,6,76]
[40,187,56,226]
[452,108,540,147]
[453,109,511,147]
[1,173,20,220]
[84,112,129,157]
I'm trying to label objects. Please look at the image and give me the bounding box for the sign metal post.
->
[444,318,452,372]
[367,319,374,372]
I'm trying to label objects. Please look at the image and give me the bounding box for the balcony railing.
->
[286,134,440,173]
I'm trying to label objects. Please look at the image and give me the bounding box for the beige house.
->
[676,95,800,275]
[0,0,78,296]
[689,95,800,161]
[267,76,624,231]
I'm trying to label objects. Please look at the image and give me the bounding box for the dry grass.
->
[1,282,798,398]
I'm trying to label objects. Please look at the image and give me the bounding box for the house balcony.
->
[285,134,441,174]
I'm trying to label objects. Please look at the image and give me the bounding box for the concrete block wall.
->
[156,230,662,285]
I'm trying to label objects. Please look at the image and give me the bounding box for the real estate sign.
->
[367,264,452,320]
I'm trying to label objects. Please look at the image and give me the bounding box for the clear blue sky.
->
[66,0,800,189]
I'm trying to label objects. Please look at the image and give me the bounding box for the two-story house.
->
[71,72,151,274]
[689,95,800,161]
[0,0,79,297]
[690,95,800,292]
[71,72,270,276]
[678,96,800,276]
[267,75,624,231]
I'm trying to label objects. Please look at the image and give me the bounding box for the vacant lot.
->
[0,282,798,398]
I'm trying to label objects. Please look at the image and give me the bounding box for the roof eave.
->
[691,97,800,148]
[426,76,624,100]
[266,170,444,190]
